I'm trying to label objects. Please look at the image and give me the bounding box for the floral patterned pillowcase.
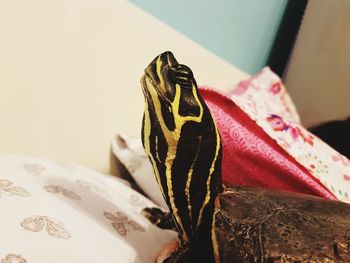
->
[0,155,176,263]
[226,67,350,202]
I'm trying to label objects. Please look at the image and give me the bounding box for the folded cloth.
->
[200,67,349,202]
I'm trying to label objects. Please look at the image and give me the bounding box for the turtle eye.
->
[169,65,193,89]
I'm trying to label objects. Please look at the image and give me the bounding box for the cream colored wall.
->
[0,0,248,174]
[285,0,350,127]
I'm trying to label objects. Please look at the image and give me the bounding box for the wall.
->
[285,0,350,127]
[130,0,287,74]
[0,0,248,173]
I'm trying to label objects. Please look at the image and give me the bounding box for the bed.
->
[1,1,349,263]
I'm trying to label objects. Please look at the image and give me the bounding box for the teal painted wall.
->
[129,0,287,74]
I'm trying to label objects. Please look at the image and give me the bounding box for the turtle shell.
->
[212,186,350,262]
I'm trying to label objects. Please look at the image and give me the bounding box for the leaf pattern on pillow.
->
[103,211,145,236]
[22,163,46,176]
[75,179,113,199]
[21,216,71,239]
[44,185,81,200]
[1,254,27,263]
[21,216,46,232]
[0,179,30,197]
[75,179,105,195]
[45,218,71,239]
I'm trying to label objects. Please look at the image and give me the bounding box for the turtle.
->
[140,51,350,263]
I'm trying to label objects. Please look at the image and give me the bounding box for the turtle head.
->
[141,51,222,244]
[141,51,202,130]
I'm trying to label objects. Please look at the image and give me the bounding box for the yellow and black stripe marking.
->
[141,52,222,243]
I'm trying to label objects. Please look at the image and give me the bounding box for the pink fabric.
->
[227,68,350,203]
[199,88,336,200]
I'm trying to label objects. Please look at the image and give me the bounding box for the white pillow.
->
[0,155,176,263]
[112,134,167,209]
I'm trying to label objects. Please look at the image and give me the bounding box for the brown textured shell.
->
[212,186,350,263]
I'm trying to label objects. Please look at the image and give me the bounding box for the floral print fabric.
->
[201,67,350,202]
[0,155,176,263]
[200,89,335,200]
